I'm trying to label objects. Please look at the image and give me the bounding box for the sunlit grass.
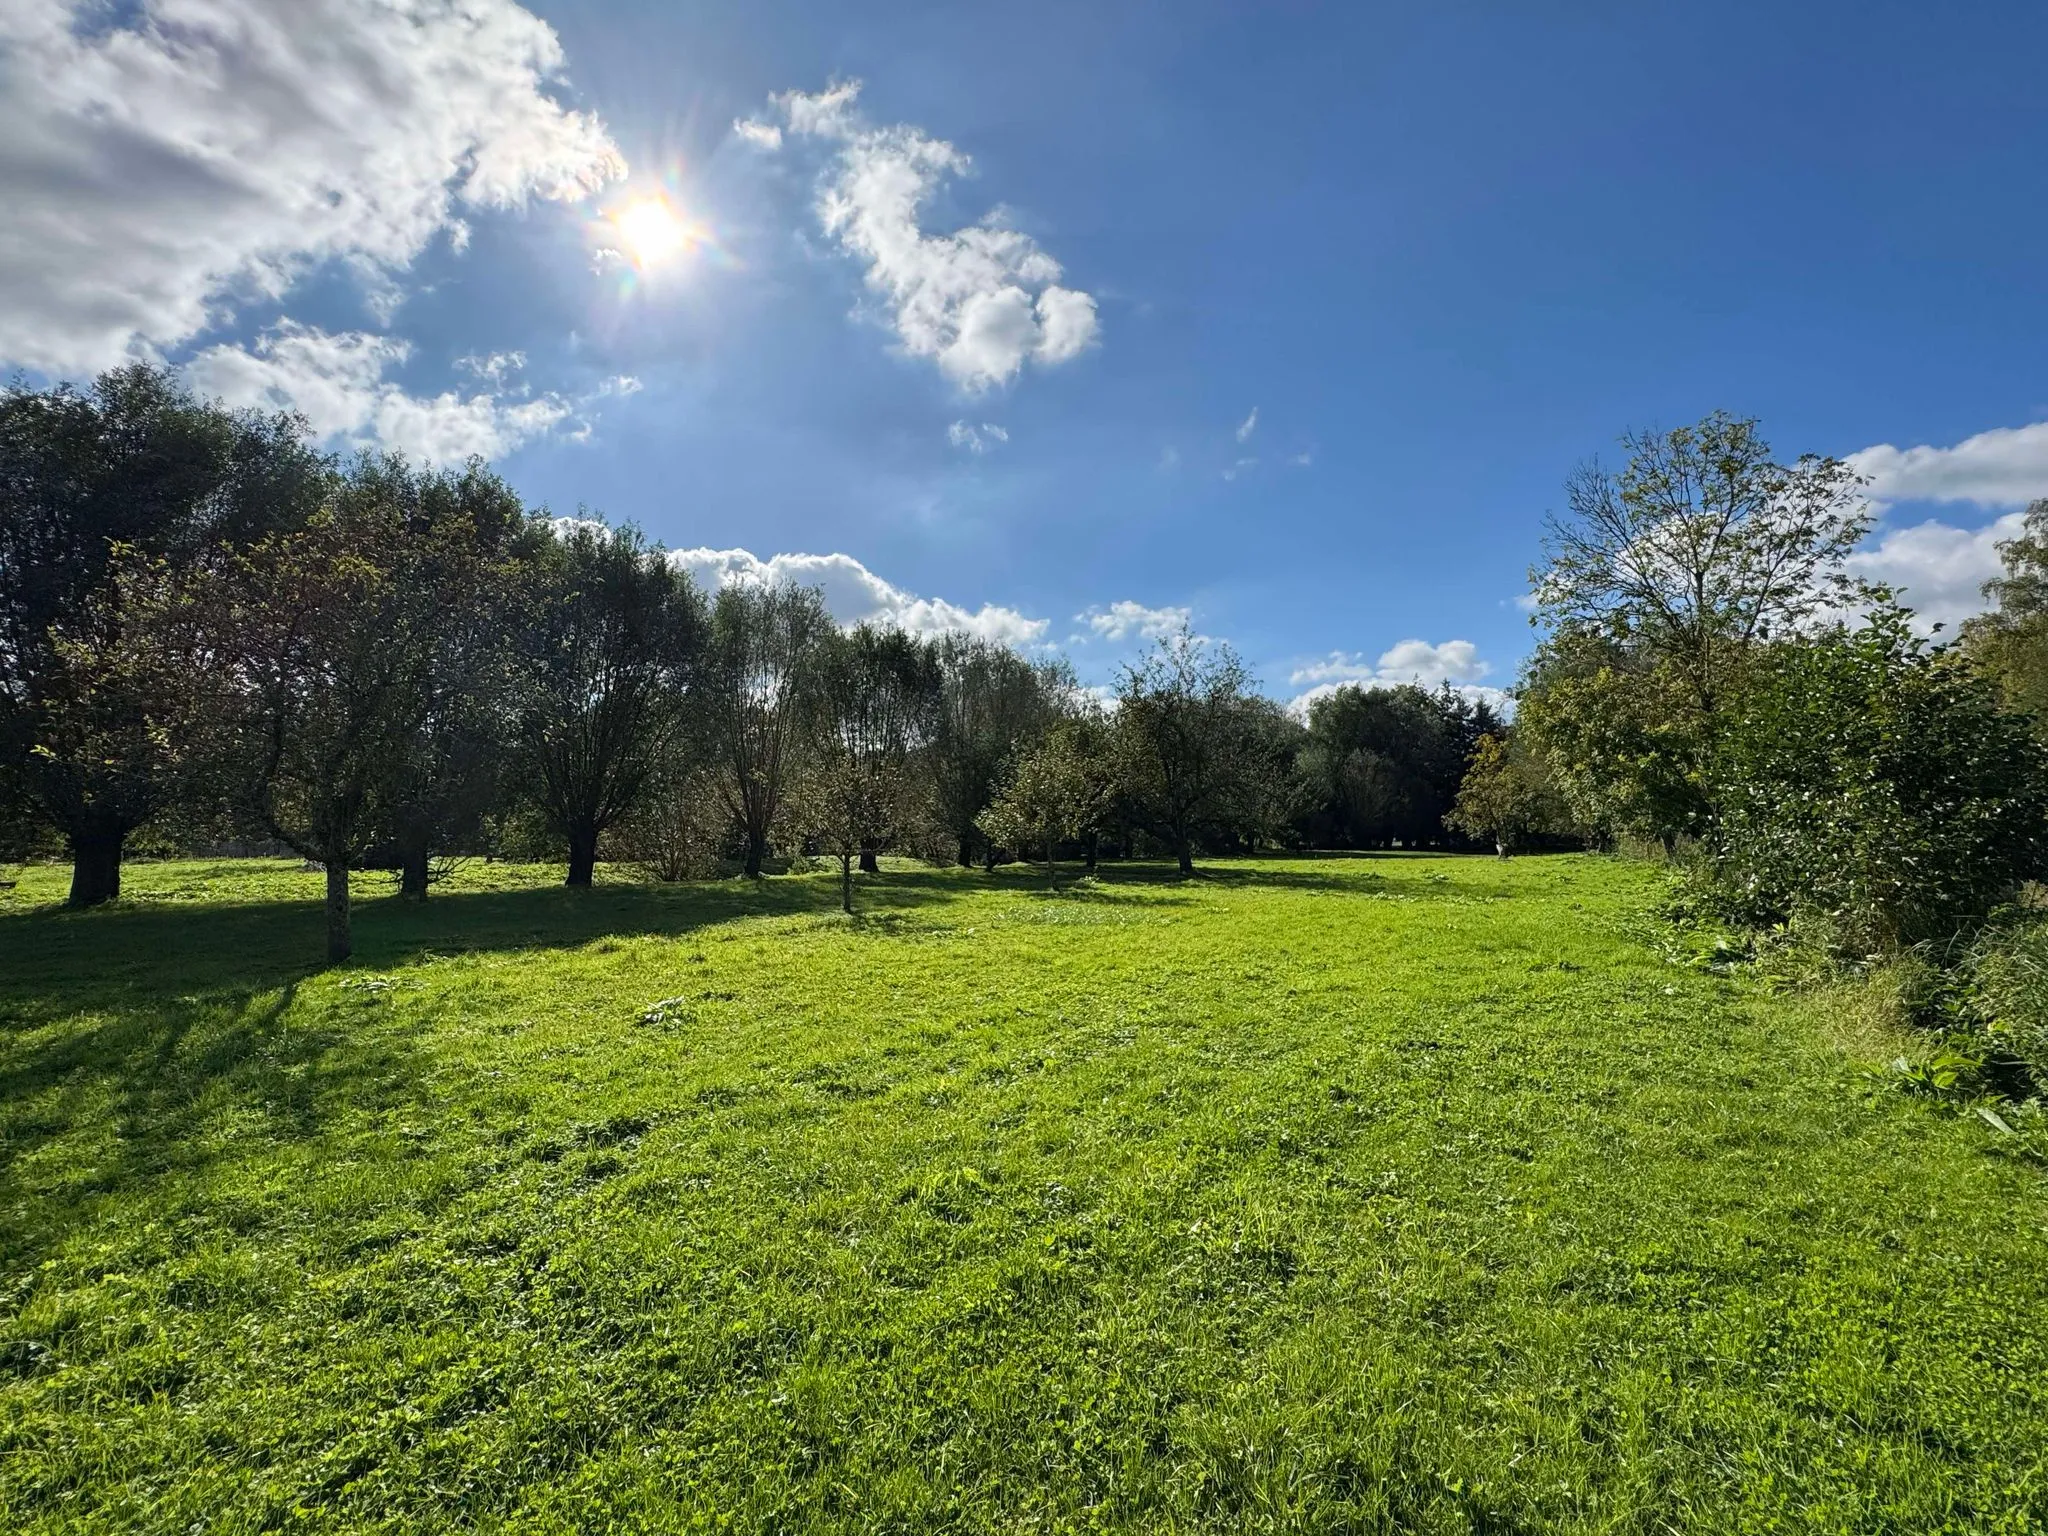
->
[1,854,2043,1531]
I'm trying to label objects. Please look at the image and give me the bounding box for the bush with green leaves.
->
[1698,608,2048,954]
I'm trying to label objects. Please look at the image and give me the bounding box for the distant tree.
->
[0,365,325,904]
[1446,732,1568,855]
[1297,684,1489,849]
[1961,498,2048,728]
[804,624,941,912]
[704,583,832,878]
[1534,412,1870,715]
[513,521,704,888]
[978,720,1122,884]
[930,636,1072,868]
[1114,627,1257,875]
[1232,696,1313,851]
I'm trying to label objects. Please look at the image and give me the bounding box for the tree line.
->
[1,367,1511,960]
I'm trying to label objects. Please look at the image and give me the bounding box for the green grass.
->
[1,853,2044,1533]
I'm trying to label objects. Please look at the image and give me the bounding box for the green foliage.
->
[976,722,1108,881]
[1297,683,1494,849]
[1960,497,2048,728]
[1516,629,1709,851]
[4,855,2048,1530]
[1445,731,1569,853]
[1698,609,2048,954]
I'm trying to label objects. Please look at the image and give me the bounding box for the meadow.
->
[1,854,2044,1533]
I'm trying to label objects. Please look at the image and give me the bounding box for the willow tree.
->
[514,522,704,888]
[704,582,831,878]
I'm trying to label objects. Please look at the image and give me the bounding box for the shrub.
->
[1697,609,2048,955]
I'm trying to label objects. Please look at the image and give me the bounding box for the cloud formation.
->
[947,421,1009,453]
[1845,511,2025,632]
[1288,639,1504,715]
[186,324,621,466]
[0,0,623,378]
[738,80,1098,391]
[1848,420,2048,508]
[671,548,1048,647]
[1236,407,1259,443]
[1076,601,1193,643]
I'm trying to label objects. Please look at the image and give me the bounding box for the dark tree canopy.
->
[0,365,326,903]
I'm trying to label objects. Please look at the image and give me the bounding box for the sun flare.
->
[611,195,694,268]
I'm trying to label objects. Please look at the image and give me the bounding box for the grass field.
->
[2,854,2045,1533]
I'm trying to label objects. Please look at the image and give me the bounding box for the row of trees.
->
[1,368,1512,960]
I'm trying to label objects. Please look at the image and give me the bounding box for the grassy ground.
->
[0,854,2043,1534]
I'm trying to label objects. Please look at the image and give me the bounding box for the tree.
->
[0,365,325,904]
[1701,607,2048,953]
[705,582,831,879]
[803,624,940,912]
[1961,498,2048,727]
[930,636,1072,868]
[1297,684,1492,849]
[513,522,704,888]
[1534,412,1870,717]
[1114,627,1257,875]
[983,720,1114,884]
[1232,696,1313,851]
[175,470,498,961]
[1446,732,1567,855]
[363,459,541,899]
[1514,630,1704,852]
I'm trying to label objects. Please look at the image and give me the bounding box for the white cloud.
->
[1289,451,1314,468]
[1844,511,2023,632]
[947,420,1009,453]
[1236,407,1259,443]
[1291,639,1492,690]
[1076,600,1192,643]
[671,547,1048,647]
[458,350,528,386]
[1222,457,1258,481]
[743,80,1099,391]
[1848,420,2048,509]
[187,323,575,466]
[0,0,624,378]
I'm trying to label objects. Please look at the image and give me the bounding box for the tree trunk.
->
[958,832,975,868]
[840,854,853,914]
[1084,831,1098,871]
[1177,838,1194,876]
[566,826,598,888]
[326,860,352,964]
[1045,835,1057,888]
[1495,837,1510,859]
[858,841,879,875]
[744,828,766,879]
[397,808,431,900]
[66,824,126,908]
[983,843,997,872]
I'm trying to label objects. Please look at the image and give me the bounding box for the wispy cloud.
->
[737,80,1098,392]
[1236,406,1259,443]
[186,323,595,466]
[1075,600,1192,643]
[947,420,1009,453]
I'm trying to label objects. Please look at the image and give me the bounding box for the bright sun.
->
[612,195,693,268]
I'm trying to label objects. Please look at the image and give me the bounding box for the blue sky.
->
[6,0,2047,704]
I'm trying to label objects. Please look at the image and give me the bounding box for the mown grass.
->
[1,853,2043,1533]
